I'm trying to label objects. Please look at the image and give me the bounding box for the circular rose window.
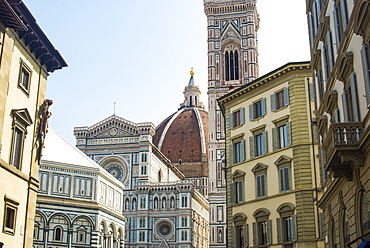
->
[154,219,174,240]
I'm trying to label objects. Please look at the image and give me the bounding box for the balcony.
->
[323,122,366,181]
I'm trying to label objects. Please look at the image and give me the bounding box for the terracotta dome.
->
[153,71,209,179]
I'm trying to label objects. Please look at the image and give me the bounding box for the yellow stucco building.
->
[0,1,66,247]
[218,62,324,248]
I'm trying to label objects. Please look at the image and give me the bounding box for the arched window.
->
[132,198,137,210]
[162,197,167,209]
[125,198,129,210]
[225,49,239,81]
[158,170,162,182]
[342,208,350,244]
[54,226,63,241]
[154,197,159,210]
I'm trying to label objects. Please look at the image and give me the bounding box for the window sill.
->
[251,115,266,122]
[272,105,289,113]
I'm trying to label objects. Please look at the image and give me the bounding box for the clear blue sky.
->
[23,0,310,144]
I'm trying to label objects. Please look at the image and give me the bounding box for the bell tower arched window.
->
[225,47,239,81]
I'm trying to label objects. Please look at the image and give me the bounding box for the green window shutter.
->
[240,107,245,125]
[261,98,267,116]
[241,139,246,162]
[318,212,324,239]
[340,0,348,29]
[244,224,249,247]
[342,90,350,122]
[361,44,370,107]
[232,226,238,247]
[333,6,341,48]
[249,136,255,158]
[276,218,283,243]
[252,222,258,246]
[272,127,278,151]
[238,180,244,203]
[309,83,315,101]
[262,131,268,154]
[327,31,334,71]
[284,87,290,106]
[230,143,234,165]
[270,94,276,111]
[230,182,236,204]
[286,122,292,146]
[350,72,361,122]
[292,215,298,241]
[249,104,254,121]
[267,219,272,244]
[229,113,234,129]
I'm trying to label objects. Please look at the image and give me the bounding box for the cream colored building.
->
[0,1,66,247]
[218,62,324,248]
[306,0,370,247]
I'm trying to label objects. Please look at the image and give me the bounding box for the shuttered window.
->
[271,88,290,111]
[279,167,290,193]
[256,174,266,198]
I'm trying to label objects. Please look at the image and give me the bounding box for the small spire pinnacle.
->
[190,67,194,76]
[114,102,116,115]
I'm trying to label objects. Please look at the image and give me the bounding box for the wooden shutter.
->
[240,107,245,125]
[229,113,234,129]
[340,0,348,29]
[252,222,258,246]
[342,90,349,122]
[267,219,272,244]
[232,226,238,247]
[309,82,315,101]
[284,87,290,106]
[249,104,254,121]
[238,180,244,203]
[286,122,292,146]
[361,44,370,107]
[350,72,361,122]
[327,31,335,72]
[249,136,255,158]
[230,144,234,165]
[292,215,298,241]
[276,218,283,243]
[244,224,249,247]
[241,139,246,162]
[272,127,278,151]
[270,94,276,111]
[261,98,267,116]
[230,182,236,204]
[333,6,341,49]
[262,131,268,155]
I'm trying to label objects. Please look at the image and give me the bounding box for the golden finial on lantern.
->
[190,67,194,76]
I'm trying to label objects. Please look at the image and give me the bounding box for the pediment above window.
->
[251,163,268,173]
[337,52,353,83]
[232,169,246,179]
[354,0,370,40]
[11,108,33,127]
[274,155,292,166]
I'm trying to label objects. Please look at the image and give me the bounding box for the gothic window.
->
[162,197,167,209]
[180,194,188,208]
[153,197,158,210]
[181,230,188,241]
[225,45,239,81]
[140,196,146,209]
[140,165,147,175]
[125,198,129,210]
[132,198,137,210]
[181,217,188,227]
[170,197,175,209]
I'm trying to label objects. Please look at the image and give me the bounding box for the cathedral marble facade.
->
[73,115,209,248]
